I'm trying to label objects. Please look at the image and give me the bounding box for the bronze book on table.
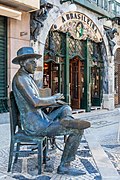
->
[56,100,68,105]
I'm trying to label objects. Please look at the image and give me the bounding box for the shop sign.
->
[53,11,102,42]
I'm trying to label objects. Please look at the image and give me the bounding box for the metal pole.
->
[64,33,70,103]
[84,39,91,112]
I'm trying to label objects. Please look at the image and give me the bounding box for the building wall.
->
[8,12,30,91]
[114,23,120,105]
[0,0,39,116]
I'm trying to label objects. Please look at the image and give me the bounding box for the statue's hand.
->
[53,93,64,100]
[56,100,68,105]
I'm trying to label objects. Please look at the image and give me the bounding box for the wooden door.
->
[70,57,84,109]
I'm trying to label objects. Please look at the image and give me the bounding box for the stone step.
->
[72,106,102,114]
[91,106,102,111]
[84,129,120,180]
[72,109,85,114]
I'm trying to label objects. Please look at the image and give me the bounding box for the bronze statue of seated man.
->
[12,47,91,176]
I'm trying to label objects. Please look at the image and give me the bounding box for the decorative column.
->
[102,27,117,110]
[103,55,115,110]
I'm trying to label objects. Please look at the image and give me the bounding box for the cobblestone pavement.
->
[74,108,120,176]
[0,109,120,179]
[0,126,101,179]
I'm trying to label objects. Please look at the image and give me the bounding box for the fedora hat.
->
[12,47,42,64]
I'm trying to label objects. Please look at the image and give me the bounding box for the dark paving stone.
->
[84,145,89,149]
[12,159,23,173]
[44,162,54,173]
[81,139,87,143]
[103,144,120,149]
[117,170,120,175]
[94,175,102,180]
[12,175,51,180]
[81,159,98,174]
[77,149,92,157]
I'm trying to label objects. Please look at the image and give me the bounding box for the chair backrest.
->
[9,91,20,137]
[39,88,51,97]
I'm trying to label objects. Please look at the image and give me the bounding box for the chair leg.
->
[64,135,68,143]
[43,138,47,164]
[8,140,14,172]
[50,137,56,149]
[38,142,42,174]
[14,142,20,163]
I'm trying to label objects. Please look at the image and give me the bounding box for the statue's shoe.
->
[57,165,86,176]
[60,119,91,130]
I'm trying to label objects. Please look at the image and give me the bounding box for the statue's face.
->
[24,58,37,74]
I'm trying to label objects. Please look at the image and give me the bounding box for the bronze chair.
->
[7,91,47,174]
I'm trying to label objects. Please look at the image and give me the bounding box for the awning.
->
[0,4,21,20]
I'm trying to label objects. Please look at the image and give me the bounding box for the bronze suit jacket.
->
[12,68,56,135]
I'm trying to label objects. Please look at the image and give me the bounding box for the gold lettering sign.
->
[53,12,102,42]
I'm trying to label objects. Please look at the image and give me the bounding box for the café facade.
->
[31,0,120,112]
